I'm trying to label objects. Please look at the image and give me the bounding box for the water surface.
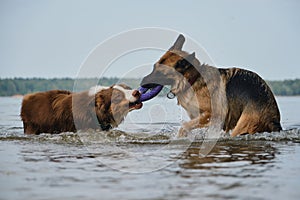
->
[0,96,300,200]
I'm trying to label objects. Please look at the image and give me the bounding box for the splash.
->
[1,128,300,144]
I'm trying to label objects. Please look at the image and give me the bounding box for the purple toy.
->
[139,85,163,102]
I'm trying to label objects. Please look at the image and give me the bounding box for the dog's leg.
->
[178,112,210,137]
[23,122,39,134]
[230,112,259,137]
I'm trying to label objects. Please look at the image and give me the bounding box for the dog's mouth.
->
[129,101,143,110]
[140,83,161,89]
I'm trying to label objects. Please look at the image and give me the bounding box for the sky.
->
[0,0,299,80]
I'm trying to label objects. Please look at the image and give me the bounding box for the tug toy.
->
[139,85,163,102]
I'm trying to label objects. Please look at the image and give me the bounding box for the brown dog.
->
[141,34,282,137]
[21,84,142,134]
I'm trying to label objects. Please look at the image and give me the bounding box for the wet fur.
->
[21,85,140,134]
[141,35,282,136]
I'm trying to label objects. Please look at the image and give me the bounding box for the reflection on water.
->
[181,141,276,170]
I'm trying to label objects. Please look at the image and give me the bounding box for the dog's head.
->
[140,34,201,95]
[89,84,142,130]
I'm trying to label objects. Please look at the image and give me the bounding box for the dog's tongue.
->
[139,85,163,102]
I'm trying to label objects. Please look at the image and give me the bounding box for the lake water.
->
[0,96,300,200]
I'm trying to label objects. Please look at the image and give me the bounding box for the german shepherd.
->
[140,34,282,137]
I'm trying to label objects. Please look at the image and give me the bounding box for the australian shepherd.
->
[21,84,142,134]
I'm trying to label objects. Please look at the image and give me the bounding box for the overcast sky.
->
[0,0,299,80]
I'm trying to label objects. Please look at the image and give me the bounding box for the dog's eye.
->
[175,59,189,71]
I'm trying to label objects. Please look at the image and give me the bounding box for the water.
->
[1,96,300,200]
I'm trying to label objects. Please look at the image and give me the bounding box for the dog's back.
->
[221,68,282,135]
[21,90,74,134]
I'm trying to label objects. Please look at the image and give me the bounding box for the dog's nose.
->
[132,90,141,98]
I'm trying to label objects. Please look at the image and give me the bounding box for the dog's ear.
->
[185,52,195,63]
[94,89,112,111]
[169,34,185,51]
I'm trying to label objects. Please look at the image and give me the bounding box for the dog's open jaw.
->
[141,68,192,98]
[117,87,143,111]
[129,101,143,111]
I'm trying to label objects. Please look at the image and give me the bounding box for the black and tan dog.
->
[141,34,282,137]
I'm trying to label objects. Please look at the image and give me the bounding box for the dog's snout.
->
[132,90,141,98]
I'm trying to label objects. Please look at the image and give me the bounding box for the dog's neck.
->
[184,64,202,90]
[187,75,198,87]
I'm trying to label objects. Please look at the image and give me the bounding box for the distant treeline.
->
[0,77,140,96]
[0,77,299,96]
[267,79,300,96]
